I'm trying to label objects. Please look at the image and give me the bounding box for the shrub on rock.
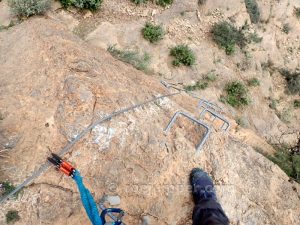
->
[9,0,51,17]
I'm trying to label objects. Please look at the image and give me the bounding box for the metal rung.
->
[164,111,211,152]
[160,80,184,92]
[199,108,230,131]
[198,98,223,114]
[160,80,171,88]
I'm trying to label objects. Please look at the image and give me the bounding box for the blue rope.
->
[72,170,103,225]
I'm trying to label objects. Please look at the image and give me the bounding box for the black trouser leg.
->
[192,199,229,225]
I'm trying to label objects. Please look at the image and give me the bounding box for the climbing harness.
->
[0,92,180,204]
[48,154,125,225]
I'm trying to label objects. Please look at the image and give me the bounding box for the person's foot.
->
[190,168,217,204]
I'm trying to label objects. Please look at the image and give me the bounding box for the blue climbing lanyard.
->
[47,153,124,225]
[73,170,103,225]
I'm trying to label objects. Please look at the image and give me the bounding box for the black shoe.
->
[190,168,217,204]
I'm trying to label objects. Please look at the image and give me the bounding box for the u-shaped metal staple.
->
[164,111,211,152]
[199,108,230,131]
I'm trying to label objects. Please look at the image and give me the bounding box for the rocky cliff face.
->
[1,0,300,224]
[83,0,300,145]
[0,18,299,225]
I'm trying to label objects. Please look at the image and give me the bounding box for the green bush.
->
[211,21,246,55]
[131,0,148,4]
[295,8,300,18]
[268,97,278,110]
[60,0,102,10]
[132,0,172,7]
[0,181,16,197]
[9,0,51,17]
[6,210,20,224]
[205,71,217,82]
[184,71,217,91]
[269,150,293,177]
[198,0,207,5]
[279,108,293,123]
[142,22,164,43]
[236,117,249,128]
[279,69,300,95]
[108,45,151,72]
[248,32,262,43]
[170,45,196,66]
[244,0,260,24]
[185,81,208,91]
[247,78,260,86]
[261,59,274,71]
[294,99,300,108]
[283,23,291,34]
[156,0,173,7]
[268,147,300,183]
[225,81,251,107]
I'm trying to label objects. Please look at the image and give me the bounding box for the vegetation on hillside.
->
[6,210,20,224]
[108,45,151,72]
[0,181,16,197]
[279,69,300,95]
[247,78,260,86]
[184,71,218,91]
[295,8,300,19]
[236,117,249,128]
[198,0,207,5]
[132,0,147,4]
[255,139,300,184]
[278,108,293,123]
[224,81,251,107]
[268,97,278,110]
[244,0,260,24]
[282,23,291,34]
[294,99,300,108]
[170,45,196,66]
[185,81,208,91]
[156,0,173,7]
[211,20,263,55]
[248,32,262,43]
[9,0,51,17]
[268,144,300,183]
[132,0,172,6]
[60,0,103,10]
[142,22,164,43]
[211,21,247,55]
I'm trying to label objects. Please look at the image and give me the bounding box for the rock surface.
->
[0,17,299,225]
[82,0,300,145]
[0,0,12,27]
[1,0,300,223]
[106,195,121,206]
